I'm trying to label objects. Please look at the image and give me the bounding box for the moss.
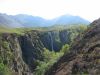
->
[2,41,9,49]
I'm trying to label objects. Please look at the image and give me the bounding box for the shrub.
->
[0,63,11,75]
[34,48,63,75]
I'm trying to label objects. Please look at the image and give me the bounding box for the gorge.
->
[0,25,85,75]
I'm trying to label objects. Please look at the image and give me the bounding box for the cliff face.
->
[0,33,32,75]
[0,31,46,75]
[45,19,100,75]
[39,30,71,51]
[19,30,44,71]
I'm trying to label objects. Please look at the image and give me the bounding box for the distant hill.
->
[0,13,23,28]
[0,13,90,28]
[52,15,90,25]
[11,14,47,27]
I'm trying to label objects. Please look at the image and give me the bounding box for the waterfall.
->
[48,32,54,51]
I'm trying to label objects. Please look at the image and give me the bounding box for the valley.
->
[0,0,100,75]
[0,13,99,75]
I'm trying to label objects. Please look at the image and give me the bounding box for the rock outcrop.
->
[45,19,100,75]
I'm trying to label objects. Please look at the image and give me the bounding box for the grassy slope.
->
[0,24,88,34]
[0,26,32,34]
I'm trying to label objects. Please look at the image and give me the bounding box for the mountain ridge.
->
[0,13,90,28]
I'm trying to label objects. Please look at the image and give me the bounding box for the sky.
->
[0,0,100,22]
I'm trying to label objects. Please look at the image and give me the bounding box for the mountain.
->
[45,18,100,75]
[0,13,23,28]
[11,14,47,27]
[52,15,90,25]
[0,13,90,28]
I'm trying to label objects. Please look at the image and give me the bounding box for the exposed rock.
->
[0,33,32,75]
[39,30,69,51]
[45,19,100,75]
[19,30,44,71]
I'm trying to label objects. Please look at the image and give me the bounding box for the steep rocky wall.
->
[39,31,62,51]
[45,19,100,75]
[19,30,44,71]
[0,33,32,75]
[39,30,74,51]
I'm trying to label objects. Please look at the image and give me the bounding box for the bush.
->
[60,44,70,54]
[0,63,11,75]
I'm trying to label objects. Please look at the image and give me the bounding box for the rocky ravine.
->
[0,28,76,75]
[45,19,100,75]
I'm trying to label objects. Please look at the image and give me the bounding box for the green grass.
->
[0,24,87,35]
[0,26,32,34]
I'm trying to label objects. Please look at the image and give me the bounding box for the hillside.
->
[0,13,90,28]
[45,18,100,75]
